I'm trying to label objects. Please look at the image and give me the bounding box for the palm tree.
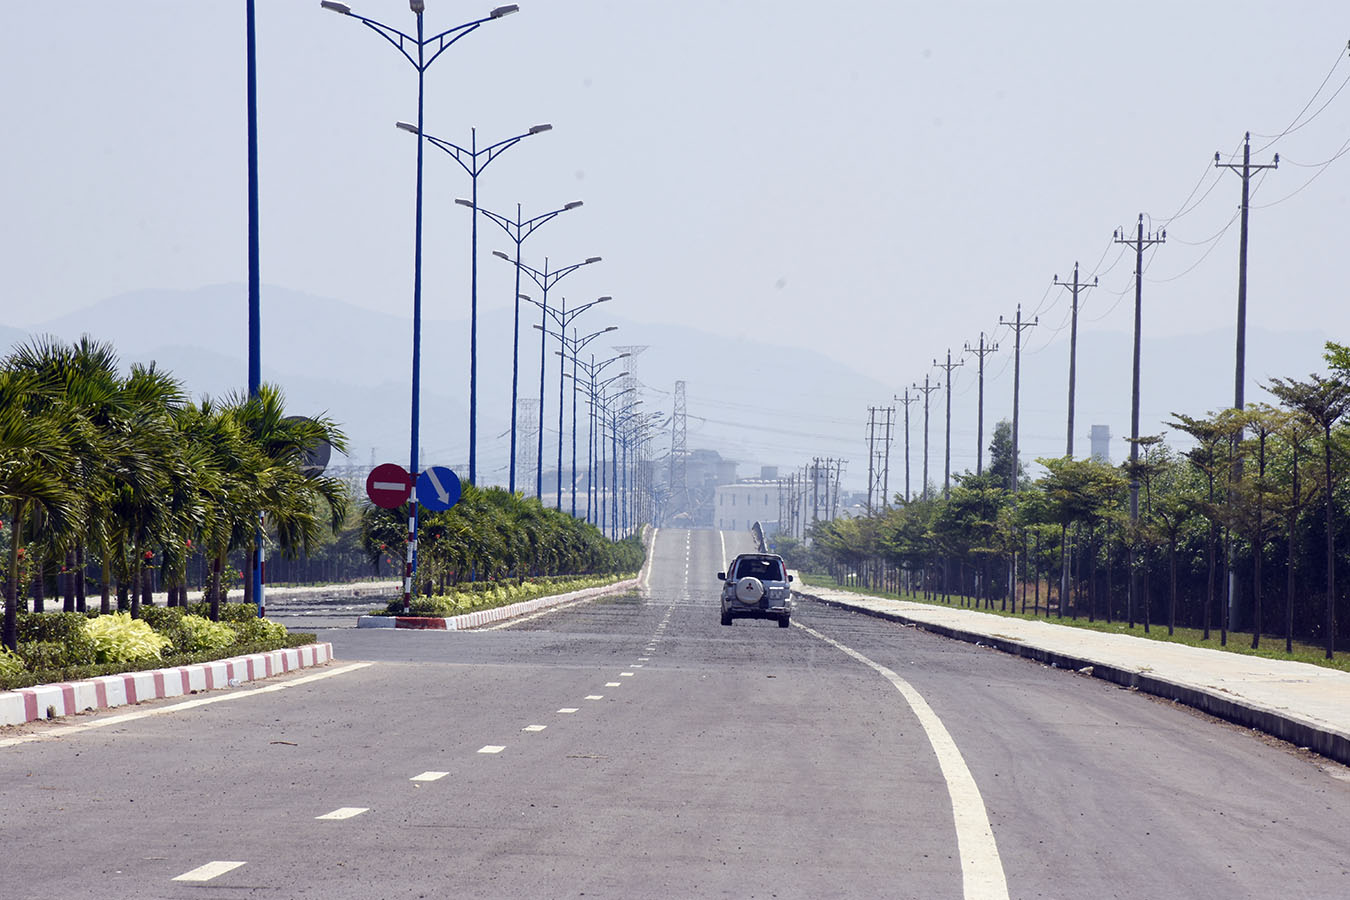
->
[0,369,78,650]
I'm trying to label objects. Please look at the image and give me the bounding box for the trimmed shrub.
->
[178,615,238,654]
[17,612,98,666]
[17,641,70,671]
[84,612,171,665]
[0,647,24,680]
[229,617,288,645]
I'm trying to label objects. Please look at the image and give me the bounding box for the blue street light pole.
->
[493,253,601,500]
[549,327,619,516]
[320,0,518,612]
[585,374,629,524]
[570,354,628,522]
[246,0,265,616]
[477,201,583,494]
[399,123,553,486]
[529,296,611,511]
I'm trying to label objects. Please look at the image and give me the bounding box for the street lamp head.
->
[563,201,584,210]
[518,293,530,301]
[617,352,631,359]
[396,121,420,135]
[585,256,602,264]
[596,296,612,303]
[320,1,352,14]
[455,198,475,208]
[492,250,511,261]
[410,0,425,13]
[602,326,618,333]
[529,123,554,135]
[490,5,519,17]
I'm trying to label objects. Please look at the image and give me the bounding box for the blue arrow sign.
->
[416,466,462,512]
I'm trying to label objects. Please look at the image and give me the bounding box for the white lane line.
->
[0,662,374,750]
[633,665,644,668]
[620,672,634,677]
[605,682,622,687]
[522,724,547,733]
[316,807,368,821]
[638,657,649,661]
[411,771,449,782]
[796,622,1010,900]
[478,745,506,754]
[172,861,246,883]
[585,695,603,700]
[558,708,579,714]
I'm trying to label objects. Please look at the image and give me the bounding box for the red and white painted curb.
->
[0,643,334,728]
[357,579,638,631]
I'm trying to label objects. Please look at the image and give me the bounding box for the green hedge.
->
[377,573,635,618]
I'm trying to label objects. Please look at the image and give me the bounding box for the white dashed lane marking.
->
[478,745,506,754]
[558,708,579,713]
[173,861,246,883]
[586,695,603,700]
[522,725,547,733]
[411,771,449,782]
[605,682,621,687]
[316,807,369,821]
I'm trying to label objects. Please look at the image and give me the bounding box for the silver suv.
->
[719,553,793,627]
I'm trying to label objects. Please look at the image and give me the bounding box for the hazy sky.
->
[5,2,1350,488]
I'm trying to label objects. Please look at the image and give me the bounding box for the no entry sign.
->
[366,463,412,509]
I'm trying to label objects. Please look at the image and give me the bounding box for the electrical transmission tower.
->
[669,381,689,523]
[517,398,539,495]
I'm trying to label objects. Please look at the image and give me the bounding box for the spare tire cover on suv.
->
[735,576,765,604]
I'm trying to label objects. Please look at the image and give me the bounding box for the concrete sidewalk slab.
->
[798,584,1350,767]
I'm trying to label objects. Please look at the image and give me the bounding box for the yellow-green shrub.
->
[84,612,171,664]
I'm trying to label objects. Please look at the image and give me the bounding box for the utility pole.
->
[998,305,1037,606]
[880,406,895,509]
[963,333,998,476]
[1053,262,1098,458]
[866,408,878,516]
[833,458,846,518]
[1217,132,1277,632]
[895,390,918,502]
[998,306,1038,495]
[1115,214,1166,627]
[913,377,941,502]
[934,349,965,498]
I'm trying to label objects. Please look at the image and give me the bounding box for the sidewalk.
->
[797,584,1350,768]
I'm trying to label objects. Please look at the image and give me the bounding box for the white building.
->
[713,480,779,533]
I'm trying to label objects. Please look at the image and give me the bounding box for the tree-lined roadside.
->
[777,341,1350,660]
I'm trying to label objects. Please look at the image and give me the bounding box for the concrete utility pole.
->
[866,409,878,516]
[963,332,998,476]
[914,377,941,502]
[832,458,846,518]
[880,407,895,509]
[895,390,918,502]
[934,350,965,498]
[1216,133,1277,631]
[1216,132,1278,419]
[1053,262,1098,459]
[998,306,1038,495]
[1115,214,1166,627]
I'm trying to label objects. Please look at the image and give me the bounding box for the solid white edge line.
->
[0,662,374,750]
[796,622,1010,900]
[172,860,246,882]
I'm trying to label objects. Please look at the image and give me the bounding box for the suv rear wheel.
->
[721,610,733,626]
[777,614,790,628]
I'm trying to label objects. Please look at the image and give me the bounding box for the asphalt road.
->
[3,528,1349,899]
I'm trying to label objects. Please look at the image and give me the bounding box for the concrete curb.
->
[356,579,639,631]
[798,588,1350,768]
[0,643,334,728]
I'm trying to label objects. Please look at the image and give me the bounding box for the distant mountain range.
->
[6,284,1332,492]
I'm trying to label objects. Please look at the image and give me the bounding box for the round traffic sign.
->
[416,466,462,512]
[366,463,412,509]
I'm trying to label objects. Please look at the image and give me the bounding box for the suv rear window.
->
[735,557,783,581]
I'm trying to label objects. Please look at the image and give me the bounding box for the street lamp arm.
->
[322,5,503,71]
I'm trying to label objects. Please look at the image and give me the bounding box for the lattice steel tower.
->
[669,380,689,522]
